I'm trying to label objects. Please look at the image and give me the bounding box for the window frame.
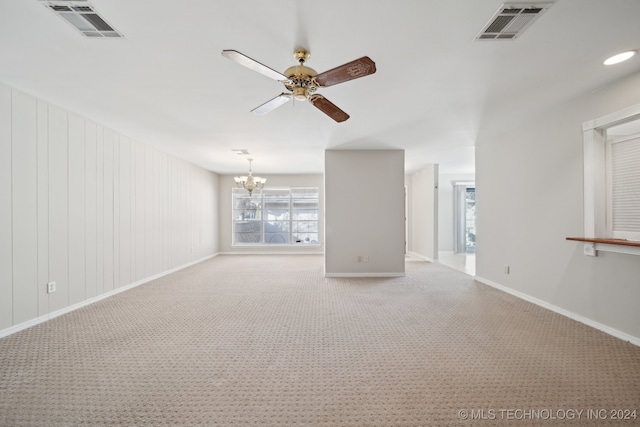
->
[231,186,320,247]
[582,104,640,256]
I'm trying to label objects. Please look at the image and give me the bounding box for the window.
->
[232,187,319,245]
[582,104,640,255]
[606,131,640,241]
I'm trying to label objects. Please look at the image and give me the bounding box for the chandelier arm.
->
[234,158,266,195]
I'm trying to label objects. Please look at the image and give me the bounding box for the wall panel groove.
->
[85,121,97,299]
[103,128,114,293]
[48,105,69,312]
[11,91,38,324]
[0,85,13,329]
[96,125,104,296]
[36,100,49,317]
[113,135,120,289]
[68,113,86,305]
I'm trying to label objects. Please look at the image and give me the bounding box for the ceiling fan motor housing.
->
[284,63,318,100]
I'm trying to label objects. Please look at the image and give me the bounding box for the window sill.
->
[231,243,322,247]
[566,237,640,256]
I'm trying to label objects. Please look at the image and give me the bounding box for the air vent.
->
[475,2,554,41]
[39,0,123,38]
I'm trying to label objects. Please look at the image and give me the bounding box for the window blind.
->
[610,135,640,239]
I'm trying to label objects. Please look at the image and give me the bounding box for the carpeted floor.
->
[1,255,639,426]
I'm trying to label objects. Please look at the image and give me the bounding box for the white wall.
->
[475,71,640,343]
[438,173,475,253]
[0,83,219,333]
[218,174,324,253]
[325,150,405,276]
[406,165,439,261]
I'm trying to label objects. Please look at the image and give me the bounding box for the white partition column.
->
[324,150,405,277]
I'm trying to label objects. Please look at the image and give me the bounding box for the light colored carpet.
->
[1,255,639,426]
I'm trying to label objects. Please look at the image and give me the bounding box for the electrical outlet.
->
[47,281,56,294]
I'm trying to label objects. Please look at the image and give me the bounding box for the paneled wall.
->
[0,83,219,331]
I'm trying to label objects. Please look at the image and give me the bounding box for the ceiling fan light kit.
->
[221,48,376,122]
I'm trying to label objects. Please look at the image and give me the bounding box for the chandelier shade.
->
[234,158,266,195]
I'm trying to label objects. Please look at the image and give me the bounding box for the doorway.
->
[438,181,476,276]
[454,182,475,253]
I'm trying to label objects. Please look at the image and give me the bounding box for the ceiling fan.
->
[221,49,376,123]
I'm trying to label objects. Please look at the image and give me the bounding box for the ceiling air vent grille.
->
[38,0,123,38]
[475,2,554,41]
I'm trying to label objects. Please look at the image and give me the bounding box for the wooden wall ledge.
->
[566,237,640,248]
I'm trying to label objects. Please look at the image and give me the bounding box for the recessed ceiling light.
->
[603,50,636,65]
[232,149,250,155]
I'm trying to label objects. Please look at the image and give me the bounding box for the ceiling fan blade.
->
[314,56,376,87]
[221,50,288,81]
[251,93,292,115]
[308,95,350,122]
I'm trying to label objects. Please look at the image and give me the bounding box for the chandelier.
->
[234,158,266,196]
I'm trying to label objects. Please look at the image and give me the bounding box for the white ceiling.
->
[1,0,639,175]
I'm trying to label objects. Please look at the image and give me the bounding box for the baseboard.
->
[474,275,640,347]
[406,251,435,262]
[223,251,324,255]
[0,253,219,339]
[324,272,406,278]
